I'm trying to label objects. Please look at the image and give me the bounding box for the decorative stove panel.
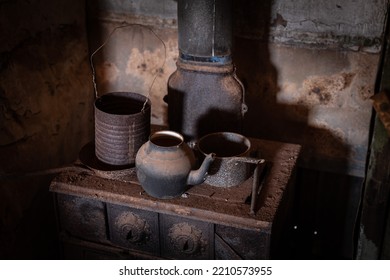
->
[50,137,300,259]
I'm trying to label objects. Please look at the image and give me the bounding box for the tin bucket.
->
[94,92,151,166]
[198,132,252,187]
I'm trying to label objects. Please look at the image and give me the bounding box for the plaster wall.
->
[88,0,387,176]
[0,0,386,259]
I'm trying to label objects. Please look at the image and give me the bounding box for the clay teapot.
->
[135,130,215,199]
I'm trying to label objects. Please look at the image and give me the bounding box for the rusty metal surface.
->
[169,0,244,139]
[178,0,232,61]
[167,60,245,141]
[198,132,252,187]
[94,92,150,166]
[51,135,300,259]
[135,130,214,199]
[78,141,137,182]
[50,137,300,231]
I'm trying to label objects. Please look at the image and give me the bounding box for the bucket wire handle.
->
[232,65,248,116]
[89,23,167,113]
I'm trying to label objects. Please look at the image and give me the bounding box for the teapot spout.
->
[187,153,215,186]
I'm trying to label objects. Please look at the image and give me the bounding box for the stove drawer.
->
[160,214,214,259]
[215,224,270,259]
[107,204,159,255]
[56,194,107,243]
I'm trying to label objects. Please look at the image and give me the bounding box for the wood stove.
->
[50,134,300,259]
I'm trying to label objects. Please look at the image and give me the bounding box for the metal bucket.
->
[198,132,252,187]
[94,92,151,166]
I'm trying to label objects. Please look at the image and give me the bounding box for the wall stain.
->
[359,85,373,100]
[302,72,356,105]
[309,86,332,104]
[271,13,287,28]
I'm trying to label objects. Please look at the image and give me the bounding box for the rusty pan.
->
[197,132,258,187]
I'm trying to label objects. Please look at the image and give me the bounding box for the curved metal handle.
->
[232,65,248,116]
[228,156,266,215]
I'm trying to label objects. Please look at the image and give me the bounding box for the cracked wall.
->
[0,0,94,173]
[0,0,387,260]
[88,0,387,176]
[86,0,388,258]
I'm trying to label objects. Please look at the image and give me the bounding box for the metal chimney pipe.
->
[178,0,232,63]
[167,0,246,141]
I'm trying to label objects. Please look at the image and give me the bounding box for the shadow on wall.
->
[233,0,351,173]
[232,0,359,259]
[82,0,367,259]
[0,0,93,259]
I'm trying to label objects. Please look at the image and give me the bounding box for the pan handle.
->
[250,159,266,215]
[229,157,266,215]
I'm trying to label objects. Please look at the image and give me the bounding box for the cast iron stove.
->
[50,132,300,260]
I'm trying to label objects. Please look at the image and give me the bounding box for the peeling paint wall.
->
[238,44,379,176]
[87,22,178,125]
[88,0,387,177]
[238,0,387,52]
[234,0,386,177]
[86,0,388,259]
[0,0,386,260]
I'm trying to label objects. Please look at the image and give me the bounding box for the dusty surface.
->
[51,137,300,230]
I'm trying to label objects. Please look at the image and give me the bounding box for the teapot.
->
[135,130,215,199]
